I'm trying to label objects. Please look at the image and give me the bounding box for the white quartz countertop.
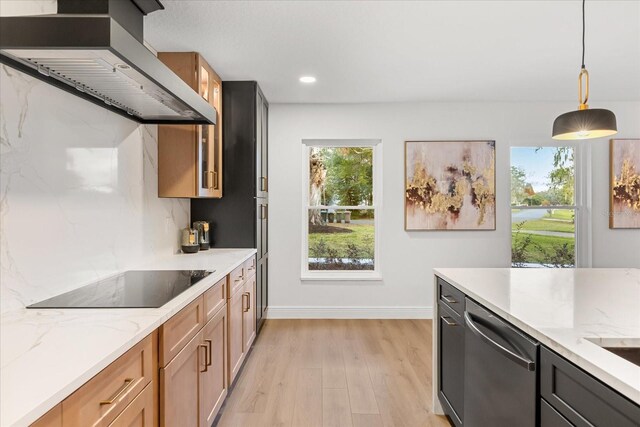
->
[434,268,640,405]
[0,249,256,427]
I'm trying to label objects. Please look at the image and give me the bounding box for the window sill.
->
[301,272,383,282]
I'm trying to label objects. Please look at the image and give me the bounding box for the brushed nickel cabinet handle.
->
[441,316,457,327]
[442,295,457,304]
[100,378,135,405]
[199,344,208,372]
[205,339,213,367]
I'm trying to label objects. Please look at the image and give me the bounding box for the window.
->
[302,139,381,279]
[510,146,580,267]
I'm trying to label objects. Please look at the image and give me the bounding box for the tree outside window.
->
[307,146,376,271]
[511,147,576,268]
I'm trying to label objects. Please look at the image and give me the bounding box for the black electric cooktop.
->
[27,270,212,309]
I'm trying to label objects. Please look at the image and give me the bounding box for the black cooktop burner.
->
[27,270,212,309]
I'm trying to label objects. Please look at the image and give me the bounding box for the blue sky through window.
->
[511,147,557,192]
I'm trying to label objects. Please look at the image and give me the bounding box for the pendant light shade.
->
[552,108,617,140]
[552,0,617,140]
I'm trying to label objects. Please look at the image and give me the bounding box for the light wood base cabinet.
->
[160,330,203,427]
[243,275,256,352]
[31,405,61,427]
[109,383,155,427]
[228,286,246,385]
[160,304,228,427]
[200,307,228,427]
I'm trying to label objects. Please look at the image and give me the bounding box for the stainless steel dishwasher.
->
[463,298,539,427]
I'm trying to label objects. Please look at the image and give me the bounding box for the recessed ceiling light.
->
[299,76,316,83]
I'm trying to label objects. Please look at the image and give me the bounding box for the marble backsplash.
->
[0,65,190,314]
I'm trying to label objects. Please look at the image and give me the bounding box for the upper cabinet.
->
[157,52,223,198]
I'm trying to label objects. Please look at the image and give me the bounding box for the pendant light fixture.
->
[552,0,617,140]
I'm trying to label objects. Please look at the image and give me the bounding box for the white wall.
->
[0,66,189,314]
[268,101,640,318]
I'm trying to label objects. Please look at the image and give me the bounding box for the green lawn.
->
[511,219,574,233]
[512,232,575,266]
[545,209,574,220]
[309,223,374,259]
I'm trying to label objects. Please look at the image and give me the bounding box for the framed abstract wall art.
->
[405,140,496,231]
[610,138,640,229]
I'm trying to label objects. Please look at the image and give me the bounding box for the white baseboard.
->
[267,306,433,319]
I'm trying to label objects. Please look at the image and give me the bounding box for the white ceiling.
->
[145,1,640,104]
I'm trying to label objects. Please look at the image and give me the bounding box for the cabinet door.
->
[109,383,155,427]
[256,90,268,198]
[256,256,268,333]
[541,346,640,427]
[438,302,464,427]
[257,200,268,259]
[261,95,268,197]
[160,331,205,427]
[228,288,245,385]
[196,56,222,198]
[200,306,228,427]
[159,296,204,367]
[243,275,256,351]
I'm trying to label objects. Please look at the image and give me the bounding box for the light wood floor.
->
[216,319,451,427]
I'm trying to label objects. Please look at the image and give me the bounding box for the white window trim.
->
[301,139,383,281]
[509,141,592,267]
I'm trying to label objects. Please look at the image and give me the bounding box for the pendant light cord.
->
[581,0,586,69]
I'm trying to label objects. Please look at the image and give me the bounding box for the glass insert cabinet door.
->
[197,59,222,197]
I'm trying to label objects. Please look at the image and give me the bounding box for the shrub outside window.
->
[302,140,381,279]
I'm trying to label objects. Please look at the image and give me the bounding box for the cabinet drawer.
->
[204,278,226,322]
[62,332,156,427]
[541,399,573,427]
[228,264,245,297]
[438,278,465,316]
[244,255,257,280]
[159,297,204,367]
[108,383,155,427]
[541,347,640,427]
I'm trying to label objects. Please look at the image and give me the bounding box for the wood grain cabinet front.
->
[157,52,222,199]
[228,264,245,297]
[61,332,156,427]
[203,278,227,322]
[160,330,204,427]
[244,255,257,280]
[108,383,155,427]
[159,296,204,367]
[242,275,256,352]
[31,405,61,427]
[199,306,228,427]
[228,285,246,385]
[160,306,228,427]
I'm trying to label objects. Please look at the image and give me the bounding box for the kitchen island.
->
[432,268,640,427]
[0,249,256,427]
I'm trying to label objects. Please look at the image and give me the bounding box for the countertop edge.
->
[433,268,640,406]
[3,249,257,427]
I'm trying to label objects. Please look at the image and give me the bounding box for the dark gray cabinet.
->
[438,301,464,427]
[191,81,269,335]
[541,399,573,427]
[436,276,640,427]
[541,347,640,427]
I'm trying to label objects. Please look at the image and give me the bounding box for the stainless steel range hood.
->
[0,0,216,124]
